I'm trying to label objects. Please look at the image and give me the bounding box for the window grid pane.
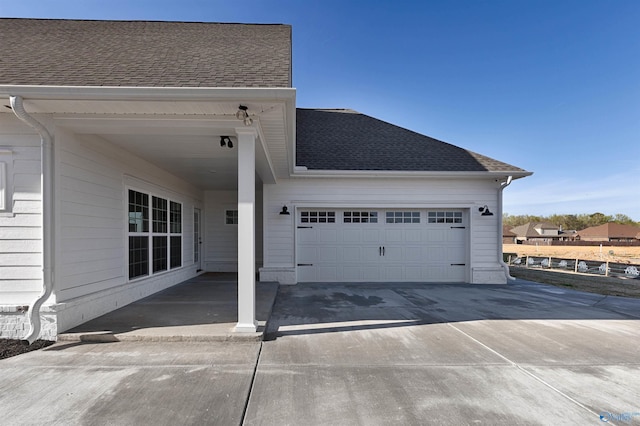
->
[428,211,463,224]
[128,190,148,233]
[152,196,168,233]
[170,236,182,268]
[225,210,238,225]
[129,236,149,279]
[193,211,199,263]
[152,236,168,273]
[170,201,181,233]
[343,211,378,224]
[386,211,420,224]
[300,211,336,223]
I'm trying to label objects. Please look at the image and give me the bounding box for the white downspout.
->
[10,95,54,344]
[498,176,514,281]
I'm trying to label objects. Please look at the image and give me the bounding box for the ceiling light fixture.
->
[220,136,233,149]
[236,105,253,126]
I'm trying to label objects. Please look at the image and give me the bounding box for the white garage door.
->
[297,209,468,282]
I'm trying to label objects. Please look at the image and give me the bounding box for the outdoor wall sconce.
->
[236,105,253,126]
[479,205,494,216]
[220,136,233,148]
[279,205,290,215]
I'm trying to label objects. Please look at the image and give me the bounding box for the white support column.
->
[234,128,258,332]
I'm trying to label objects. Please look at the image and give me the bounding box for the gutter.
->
[9,95,54,344]
[497,176,515,281]
[291,169,532,180]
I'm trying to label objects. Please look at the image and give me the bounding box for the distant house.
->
[502,226,517,244]
[577,223,640,242]
[509,222,576,243]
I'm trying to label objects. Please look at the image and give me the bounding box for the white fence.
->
[508,255,640,279]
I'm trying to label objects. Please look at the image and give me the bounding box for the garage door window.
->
[428,211,462,224]
[386,211,420,224]
[301,211,336,223]
[344,211,378,223]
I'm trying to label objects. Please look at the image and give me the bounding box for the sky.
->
[2,0,639,220]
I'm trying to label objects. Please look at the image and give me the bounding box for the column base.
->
[234,322,258,333]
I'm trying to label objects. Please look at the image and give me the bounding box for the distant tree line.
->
[503,213,640,231]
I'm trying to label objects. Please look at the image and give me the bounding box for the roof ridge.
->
[0,17,289,26]
[297,108,360,113]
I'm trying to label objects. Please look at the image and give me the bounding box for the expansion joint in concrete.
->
[447,323,602,421]
[241,341,263,425]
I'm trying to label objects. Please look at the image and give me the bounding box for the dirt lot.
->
[504,244,640,264]
[510,267,640,299]
[0,339,54,360]
[504,244,640,298]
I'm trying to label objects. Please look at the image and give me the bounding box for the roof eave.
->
[291,169,533,179]
[1,84,297,186]
[0,84,297,102]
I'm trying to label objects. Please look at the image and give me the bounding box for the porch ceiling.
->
[56,113,278,191]
[103,133,247,191]
[1,86,295,191]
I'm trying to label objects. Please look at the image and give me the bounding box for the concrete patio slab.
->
[59,273,279,342]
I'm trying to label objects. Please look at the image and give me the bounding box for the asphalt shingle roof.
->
[578,223,640,239]
[296,109,528,173]
[509,222,559,238]
[0,19,291,88]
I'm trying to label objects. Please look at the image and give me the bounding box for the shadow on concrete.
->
[59,273,279,342]
[264,279,640,340]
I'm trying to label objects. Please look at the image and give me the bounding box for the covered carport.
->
[2,85,295,335]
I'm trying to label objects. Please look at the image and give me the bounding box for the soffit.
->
[2,95,293,190]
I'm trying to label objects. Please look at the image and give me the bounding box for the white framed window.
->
[0,149,13,213]
[386,211,420,224]
[300,211,336,223]
[0,161,6,211]
[128,189,182,280]
[343,211,378,223]
[427,211,463,224]
[225,209,238,225]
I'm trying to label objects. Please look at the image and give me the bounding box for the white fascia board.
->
[291,169,533,180]
[286,90,297,176]
[0,85,296,102]
[291,200,482,209]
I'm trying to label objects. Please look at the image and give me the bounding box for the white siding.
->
[0,114,43,304]
[262,177,502,283]
[55,128,203,305]
[204,190,237,271]
[203,187,263,272]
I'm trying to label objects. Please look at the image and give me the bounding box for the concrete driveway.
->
[2,279,640,425]
[0,341,261,425]
[246,280,640,425]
